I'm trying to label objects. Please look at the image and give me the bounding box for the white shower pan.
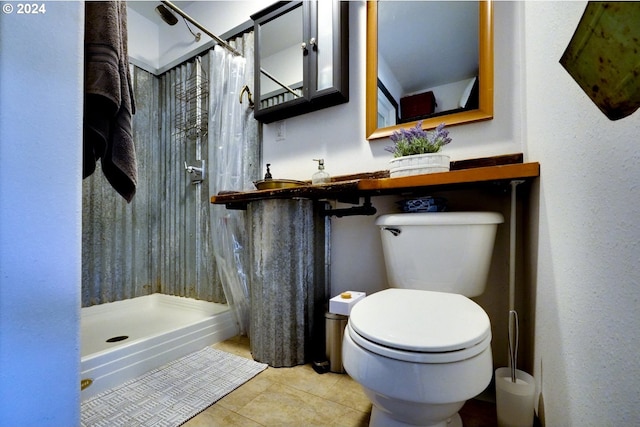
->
[80,293,239,400]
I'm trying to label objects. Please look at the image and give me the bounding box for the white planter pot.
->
[389,153,450,178]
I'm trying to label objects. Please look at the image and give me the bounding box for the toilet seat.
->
[348,288,491,364]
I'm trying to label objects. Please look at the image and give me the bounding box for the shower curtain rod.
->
[161,0,243,57]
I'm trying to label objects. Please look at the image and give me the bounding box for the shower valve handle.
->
[184,161,203,174]
[184,160,205,184]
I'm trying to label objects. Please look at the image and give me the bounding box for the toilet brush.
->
[496,309,535,427]
[508,310,519,383]
[495,180,535,426]
[507,181,523,382]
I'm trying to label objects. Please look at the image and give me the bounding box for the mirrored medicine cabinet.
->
[252,0,349,123]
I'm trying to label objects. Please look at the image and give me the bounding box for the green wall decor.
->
[560,2,640,120]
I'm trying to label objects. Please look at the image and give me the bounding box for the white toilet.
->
[342,212,504,427]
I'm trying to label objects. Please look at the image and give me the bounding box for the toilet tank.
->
[375,212,504,297]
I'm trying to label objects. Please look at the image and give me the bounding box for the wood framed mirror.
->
[366,0,494,140]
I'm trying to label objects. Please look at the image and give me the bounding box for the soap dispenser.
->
[263,163,273,180]
[312,159,331,184]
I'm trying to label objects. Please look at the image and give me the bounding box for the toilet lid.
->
[348,289,491,362]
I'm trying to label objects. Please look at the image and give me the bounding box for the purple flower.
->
[386,122,452,157]
[433,123,452,146]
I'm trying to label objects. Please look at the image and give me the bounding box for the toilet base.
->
[370,407,463,427]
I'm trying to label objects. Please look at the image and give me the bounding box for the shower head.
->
[155,4,178,26]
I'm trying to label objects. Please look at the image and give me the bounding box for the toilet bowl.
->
[343,288,493,427]
[342,212,503,427]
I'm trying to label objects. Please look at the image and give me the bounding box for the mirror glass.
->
[367,0,494,140]
[316,0,335,92]
[258,3,304,107]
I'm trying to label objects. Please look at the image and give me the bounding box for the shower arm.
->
[161,0,243,57]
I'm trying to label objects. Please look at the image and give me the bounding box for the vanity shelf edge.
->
[210,162,540,208]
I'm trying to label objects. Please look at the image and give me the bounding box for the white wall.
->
[128,6,161,70]
[0,2,84,426]
[523,2,640,425]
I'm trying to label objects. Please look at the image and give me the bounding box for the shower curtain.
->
[208,33,259,335]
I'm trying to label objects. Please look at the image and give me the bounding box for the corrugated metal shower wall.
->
[82,53,225,307]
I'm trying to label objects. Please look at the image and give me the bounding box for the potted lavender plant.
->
[386,121,452,177]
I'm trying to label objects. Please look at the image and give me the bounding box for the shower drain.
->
[106,335,129,343]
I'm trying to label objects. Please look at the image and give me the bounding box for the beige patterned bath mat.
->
[81,346,267,426]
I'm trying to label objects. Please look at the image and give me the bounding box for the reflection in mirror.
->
[316,0,335,92]
[258,3,304,108]
[367,0,493,140]
[379,1,478,125]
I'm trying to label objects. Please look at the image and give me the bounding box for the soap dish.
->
[253,179,307,190]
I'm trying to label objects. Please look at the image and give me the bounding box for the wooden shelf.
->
[359,162,540,191]
[210,162,540,209]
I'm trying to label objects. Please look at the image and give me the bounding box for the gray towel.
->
[83,0,137,202]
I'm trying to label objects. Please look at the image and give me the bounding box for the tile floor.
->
[183,335,501,427]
